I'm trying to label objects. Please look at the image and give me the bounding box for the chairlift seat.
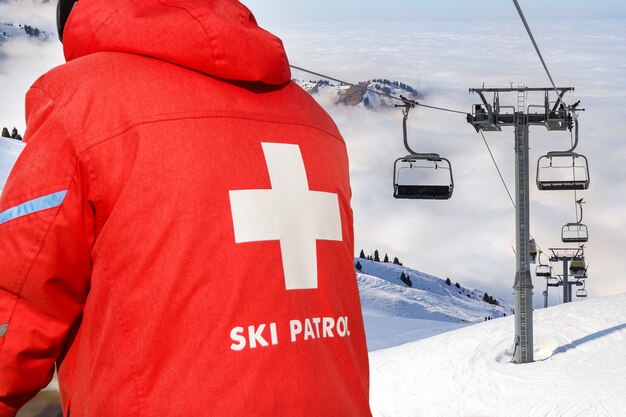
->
[535,264,552,277]
[394,185,452,200]
[537,180,589,191]
[536,153,590,191]
[562,223,589,243]
[569,259,587,278]
[576,289,588,298]
[393,155,454,200]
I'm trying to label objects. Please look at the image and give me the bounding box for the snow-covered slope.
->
[356,258,512,323]
[0,136,25,191]
[369,292,626,417]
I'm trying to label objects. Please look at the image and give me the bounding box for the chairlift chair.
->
[394,154,454,199]
[576,287,588,298]
[393,102,454,200]
[536,116,590,191]
[535,251,552,277]
[546,275,561,287]
[569,258,587,278]
[562,223,589,243]
[561,199,588,243]
[529,239,538,264]
[535,264,552,277]
[536,152,590,190]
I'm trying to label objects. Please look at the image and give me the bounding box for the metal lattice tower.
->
[468,86,574,364]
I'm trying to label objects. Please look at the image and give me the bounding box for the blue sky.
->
[243,0,626,22]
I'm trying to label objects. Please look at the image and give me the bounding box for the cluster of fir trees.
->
[482,292,499,306]
[370,79,418,95]
[357,249,402,265]
[399,271,412,287]
[309,79,331,86]
[22,25,42,37]
[444,277,462,289]
[1,127,22,141]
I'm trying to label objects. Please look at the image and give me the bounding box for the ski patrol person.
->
[0,0,373,416]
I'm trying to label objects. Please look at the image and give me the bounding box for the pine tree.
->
[455,282,461,289]
[355,261,362,271]
[483,293,490,303]
[393,257,401,265]
[445,277,451,286]
[1,127,10,138]
[383,253,389,263]
[373,250,380,262]
[11,127,22,140]
[400,272,412,287]
[359,249,366,259]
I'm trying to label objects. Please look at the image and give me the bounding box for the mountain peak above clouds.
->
[1,21,51,43]
[294,78,420,109]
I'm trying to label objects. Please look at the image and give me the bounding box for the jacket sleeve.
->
[0,86,94,416]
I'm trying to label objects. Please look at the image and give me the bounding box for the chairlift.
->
[561,199,589,243]
[576,281,588,298]
[562,223,589,243]
[536,116,590,190]
[535,252,552,277]
[569,258,587,278]
[547,278,561,288]
[529,239,538,264]
[393,101,454,200]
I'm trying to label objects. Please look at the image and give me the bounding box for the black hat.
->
[56,0,77,42]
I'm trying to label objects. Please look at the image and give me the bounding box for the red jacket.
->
[0,1,372,416]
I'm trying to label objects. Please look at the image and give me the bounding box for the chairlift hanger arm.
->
[576,199,584,224]
[395,102,417,155]
[547,116,580,155]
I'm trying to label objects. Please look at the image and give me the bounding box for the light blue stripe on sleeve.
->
[0,190,68,225]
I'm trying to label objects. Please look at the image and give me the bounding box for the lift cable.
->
[479,130,515,208]
[479,129,546,255]
[290,64,469,116]
[512,0,568,106]
[291,63,548,254]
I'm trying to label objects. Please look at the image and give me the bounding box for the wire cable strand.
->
[479,130,546,254]
[479,130,516,208]
[512,0,567,105]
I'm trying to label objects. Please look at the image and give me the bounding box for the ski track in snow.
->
[369,293,626,417]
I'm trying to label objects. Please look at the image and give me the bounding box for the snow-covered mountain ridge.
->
[294,78,419,109]
[355,257,512,324]
[1,22,50,43]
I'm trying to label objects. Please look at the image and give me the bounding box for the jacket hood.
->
[62,0,291,85]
